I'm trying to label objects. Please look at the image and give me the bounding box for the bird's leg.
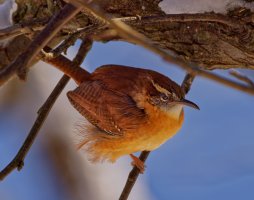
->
[130,154,146,173]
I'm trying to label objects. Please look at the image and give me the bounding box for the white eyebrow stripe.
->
[151,80,171,95]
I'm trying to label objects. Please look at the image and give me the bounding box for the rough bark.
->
[1,0,254,71]
[129,11,254,70]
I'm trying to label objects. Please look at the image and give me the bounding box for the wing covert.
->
[67,80,147,136]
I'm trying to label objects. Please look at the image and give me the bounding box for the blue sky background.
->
[0,41,254,200]
[84,42,254,200]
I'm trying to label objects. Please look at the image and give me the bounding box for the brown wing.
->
[67,80,147,136]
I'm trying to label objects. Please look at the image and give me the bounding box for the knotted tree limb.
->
[0,3,81,86]
[3,1,254,69]
[0,39,92,181]
[2,0,254,72]
[119,73,196,200]
[69,0,254,96]
[1,1,254,94]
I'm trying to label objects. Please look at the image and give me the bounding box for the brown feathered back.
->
[67,65,183,136]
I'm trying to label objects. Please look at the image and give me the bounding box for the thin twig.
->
[229,70,254,88]
[119,74,196,200]
[0,12,242,41]
[41,33,81,59]
[0,18,48,40]
[72,38,93,65]
[0,3,81,86]
[0,39,92,181]
[116,13,243,28]
[119,151,150,200]
[69,0,254,95]
[41,24,100,59]
[1,6,253,94]
[0,75,70,181]
[181,73,196,95]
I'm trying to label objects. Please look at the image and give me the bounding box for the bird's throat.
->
[165,105,183,120]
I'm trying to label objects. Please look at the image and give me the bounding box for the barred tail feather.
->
[75,121,121,163]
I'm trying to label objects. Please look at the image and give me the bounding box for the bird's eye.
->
[160,94,169,102]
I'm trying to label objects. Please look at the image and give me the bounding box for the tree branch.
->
[0,18,48,40]
[229,70,254,88]
[119,73,196,200]
[1,4,254,91]
[68,0,254,96]
[0,3,81,86]
[181,73,196,95]
[0,39,92,181]
[0,75,69,181]
[119,151,151,200]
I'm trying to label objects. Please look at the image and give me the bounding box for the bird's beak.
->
[174,99,200,110]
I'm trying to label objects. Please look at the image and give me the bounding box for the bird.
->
[44,57,199,173]
[47,58,199,173]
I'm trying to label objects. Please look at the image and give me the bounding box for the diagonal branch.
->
[0,18,48,40]
[119,73,196,200]
[0,3,81,86]
[119,151,150,200]
[1,3,254,95]
[0,75,70,181]
[1,13,240,41]
[0,39,92,181]
[229,70,254,88]
[69,0,254,95]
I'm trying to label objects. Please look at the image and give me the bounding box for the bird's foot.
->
[130,154,146,174]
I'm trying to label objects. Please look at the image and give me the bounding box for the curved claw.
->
[130,154,146,173]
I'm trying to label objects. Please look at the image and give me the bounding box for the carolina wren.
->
[48,58,199,172]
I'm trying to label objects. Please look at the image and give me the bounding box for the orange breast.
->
[82,105,184,163]
[124,105,184,152]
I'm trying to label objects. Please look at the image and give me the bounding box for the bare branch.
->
[68,0,254,96]
[72,38,93,65]
[0,6,253,85]
[0,18,48,40]
[0,39,92,181]
[229,70,254,88]
[119,151,150,200]
[117,13,244,28]
[181,73,196,95]
[41,24,101,59]
[0,3,81,86]
[0,75,70,181]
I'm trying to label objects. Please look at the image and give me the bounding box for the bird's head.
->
[141,70,199,118]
